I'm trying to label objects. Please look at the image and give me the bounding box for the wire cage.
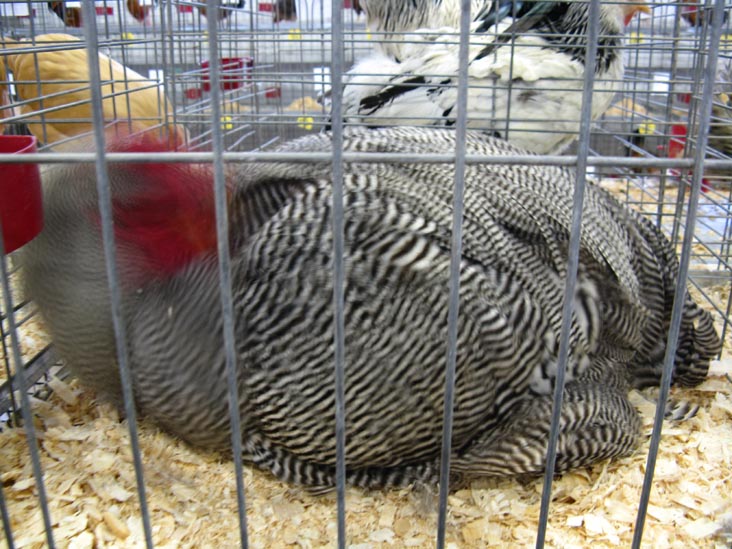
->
[1,0,732,547]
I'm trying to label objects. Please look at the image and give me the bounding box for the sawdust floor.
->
[2,178,732,548]
[1,365,731,548]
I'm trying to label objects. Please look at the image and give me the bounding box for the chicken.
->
[335,0,649,154]
[273,0,297,23]
[663,121,728,191]
[20,127,719,490]
[127,0,156,22]
[0,75,11,135]
[21,126,216,404]
[623,126,661,175]
[272,1,492,52]
[708,59,732,168]
[620,123,714,191]
[645,61,732,190]
[352,0,494,60]
[603,99,661,176]
[47,2,83,27]
[0,34,186,149]
[679,0,729,27]
[709,93,732,160]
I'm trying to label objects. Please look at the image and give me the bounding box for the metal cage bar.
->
[204,0,250,545]
[0,221,55,549]
[632,0,729,545]
[327,0,347,547]
[435,0,471,546]
[536,0,604,545]
[79,2,154,546]
[1,0,731,547]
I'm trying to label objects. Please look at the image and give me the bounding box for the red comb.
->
[668,124,688,158]
[95,132,223,281]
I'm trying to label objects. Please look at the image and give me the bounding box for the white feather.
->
[359,0,494,59]
[342,9,627,154]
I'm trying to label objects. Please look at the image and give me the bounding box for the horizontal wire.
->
[1,150,732,169]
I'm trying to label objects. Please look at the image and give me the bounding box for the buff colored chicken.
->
[0,76,11,135]
[0,34,186,148]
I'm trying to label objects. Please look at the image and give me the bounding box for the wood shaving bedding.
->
[1,368,730,548]
[0,259,49,385]
[1,178,731,548]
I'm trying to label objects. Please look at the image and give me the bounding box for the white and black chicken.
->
[336,0,649,154]
[352,0,495,59]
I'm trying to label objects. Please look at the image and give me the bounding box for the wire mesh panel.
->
[592,2,732,351]
[1,1,732,548]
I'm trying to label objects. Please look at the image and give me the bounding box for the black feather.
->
[359,75,428,114]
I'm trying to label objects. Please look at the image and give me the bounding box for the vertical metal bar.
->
[436,0,471,548]
[119,5,136,131]
[28,32,49,147]
[0,296,20,424]
[100,0,111,39]
[0,236,55,549]
[80,3,154,547]
[631,0,727,546]
[502,1,518,142]
[534,0,602,546]
[329,0,347,546]
[656,8,685,229]
[671,2,713,249]
[0,478,15,549]
[156,0,176,144]
[107,34,126,131]
[161,0,179,145]
[204,1,249,547]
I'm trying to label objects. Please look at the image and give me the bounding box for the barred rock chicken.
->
[21,127,720,491]
[0,34,186,149]
[337,0,649,154]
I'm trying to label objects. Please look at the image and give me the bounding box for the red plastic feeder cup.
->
[0,135,43,254]
[201,57,253,92]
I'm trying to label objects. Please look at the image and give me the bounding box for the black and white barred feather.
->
[132,128,717,488]
[23,127,719,492]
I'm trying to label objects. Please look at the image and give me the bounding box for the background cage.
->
[1,0,732,547]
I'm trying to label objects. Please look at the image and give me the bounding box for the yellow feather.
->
[0,34,186,148]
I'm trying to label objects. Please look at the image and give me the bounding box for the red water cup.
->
[201,57,253,92]
[0,135,43,254]
[265,86,281,99]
